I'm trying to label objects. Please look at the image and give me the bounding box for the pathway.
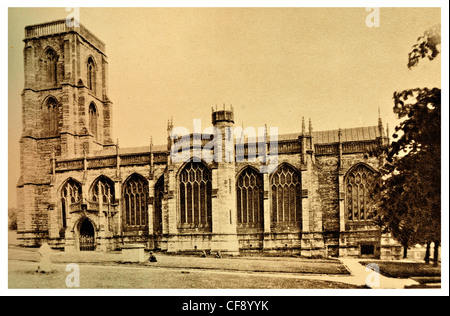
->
[335,258,419,289]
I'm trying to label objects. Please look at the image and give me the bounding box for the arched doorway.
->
[79,219,95,251]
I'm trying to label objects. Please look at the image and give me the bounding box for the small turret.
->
[212,104,234,126]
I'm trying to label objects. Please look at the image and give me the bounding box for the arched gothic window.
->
[45,97,59,134]
[179,162,212,228]
[236,167,264,228]
[91,176,115,204]
[60,179,82,230]
[123,174,148,229]
[89,103,98,139]
[270,164,301,228]
[87,57,96,92]
[44,48,58,86]
[345,164,376,222]
[154,175,164,235]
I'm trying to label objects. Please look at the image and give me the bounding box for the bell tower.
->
[17,20,114,245]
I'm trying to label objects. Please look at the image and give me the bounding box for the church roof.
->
[278,125,382,143]
[93,125,382,157]
[314,125,382,143]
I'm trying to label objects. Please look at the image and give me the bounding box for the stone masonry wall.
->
[18,28,112,245]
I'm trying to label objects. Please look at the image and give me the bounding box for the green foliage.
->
[373,25,441,249]
[407,24,441,69]
[391,87,441,159]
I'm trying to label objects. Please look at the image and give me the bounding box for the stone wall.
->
[17,21,403,258]
[22,137,395,257]
[17,23,113,245]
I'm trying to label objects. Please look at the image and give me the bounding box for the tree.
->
[407,24,441,69]
[373,25,441,264]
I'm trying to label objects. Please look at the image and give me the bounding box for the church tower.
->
[17,20,113,245]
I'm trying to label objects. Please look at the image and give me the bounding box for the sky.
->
[7,7,442,207]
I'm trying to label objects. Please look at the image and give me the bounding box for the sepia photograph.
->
[4,2,448,299]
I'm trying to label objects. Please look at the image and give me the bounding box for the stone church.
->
[16,20,402,259]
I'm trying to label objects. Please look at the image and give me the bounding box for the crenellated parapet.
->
[211,104,234,125]
[25,19,106,54]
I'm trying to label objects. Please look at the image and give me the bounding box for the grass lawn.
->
[360,261,441,279]
[9,230,352,289]
[139,255,350,275]
[8,261,360,289]
[9,245,350,276]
